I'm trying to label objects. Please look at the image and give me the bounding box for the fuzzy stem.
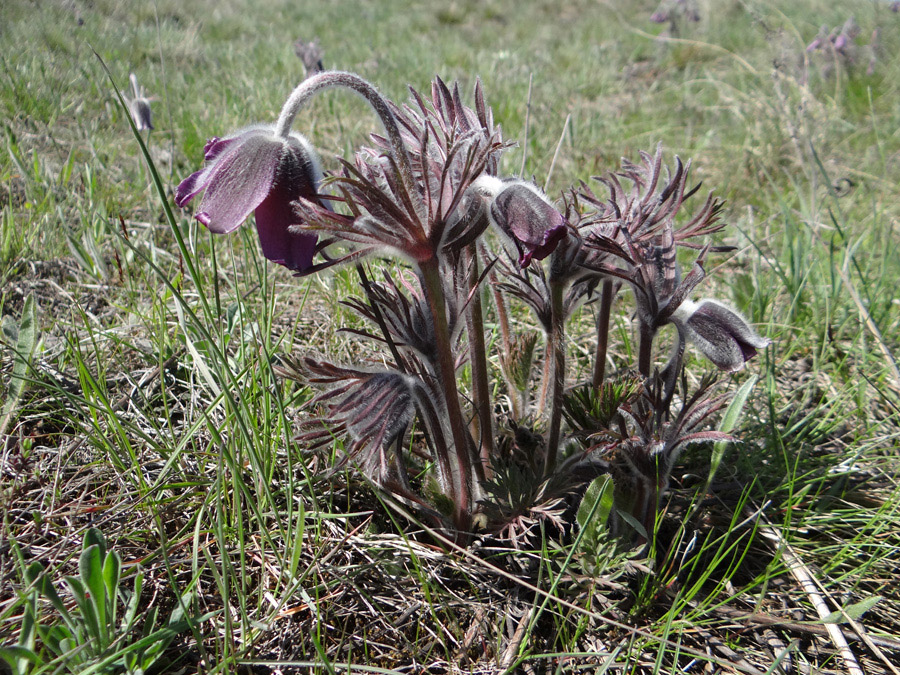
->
[536,333,553,419]
[638,322,655,378]
[419,257,474,529]
[544,279,566,475]
[660,326,687,415]
[464,244,493,478]
[489,265,513,357]
[274,71,417,205]
[591,278,615,389]
[488,262,522,417]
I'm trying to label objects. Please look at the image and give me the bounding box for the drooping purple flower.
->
[175,125,322,272]
[478,177,568,267]
[672,299,770,372]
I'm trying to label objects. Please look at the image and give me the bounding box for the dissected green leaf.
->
[563,374,642,436]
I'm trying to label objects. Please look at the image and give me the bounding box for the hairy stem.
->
[464,244,493,478]
[537,342,552,418]
[638,322,655,378]
[274,70,417,206]
[419,257,474,529]
[592,278,615,388]
[488,260,522,417]
[544,279,566,475]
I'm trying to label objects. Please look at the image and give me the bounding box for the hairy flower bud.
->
[672,299,770,371]
[476,176,568,267]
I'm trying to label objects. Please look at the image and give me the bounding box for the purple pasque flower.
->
[175,125,322,272]
[672,299,770,372]
[476,176,569,268]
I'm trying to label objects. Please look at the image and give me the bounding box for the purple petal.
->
[203,136,238,161]
[175,167,209,207]
[491,183,567,267]
[252,137,322,271]
[196,133,281,234]
[685,313,745,371]
[255,192,317,272]
[525,221,568,265]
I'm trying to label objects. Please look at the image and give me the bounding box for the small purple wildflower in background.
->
[806,26,829,52]
[804,16,883,76]
[672,299,770,372]
[175,126,322,272]
[127,73,153,132]
[834,17,860,55]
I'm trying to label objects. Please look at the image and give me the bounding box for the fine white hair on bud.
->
[477,177,568,267]
[674,298,770,371]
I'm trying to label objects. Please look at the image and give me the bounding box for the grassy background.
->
[2,0,900,672]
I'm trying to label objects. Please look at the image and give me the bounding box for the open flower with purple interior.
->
[175,125,322,272]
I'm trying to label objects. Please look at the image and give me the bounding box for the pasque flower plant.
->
[177,70,768,544]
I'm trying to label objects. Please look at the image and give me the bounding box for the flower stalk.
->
[464,243,494,474]
[419,257,475,529]
[591,278,615,388]
[544,277,566,475]
[273,71,418,206]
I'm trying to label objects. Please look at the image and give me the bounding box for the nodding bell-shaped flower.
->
[127,73,154,132]
[672,299,770,372]
[175,126,322,272]
[476,177,568,267]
